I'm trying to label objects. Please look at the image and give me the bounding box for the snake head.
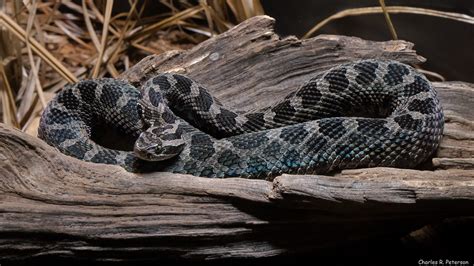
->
[134,126,185,161]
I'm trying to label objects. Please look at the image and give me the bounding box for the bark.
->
[1,15,473,262]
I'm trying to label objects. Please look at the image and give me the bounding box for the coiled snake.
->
[38,59,444,179]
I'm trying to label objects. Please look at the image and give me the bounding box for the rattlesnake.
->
[38,59,444,179]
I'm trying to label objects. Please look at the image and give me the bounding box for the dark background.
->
[261,0,474,82]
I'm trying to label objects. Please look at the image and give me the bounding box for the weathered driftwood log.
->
[1,16,473,262]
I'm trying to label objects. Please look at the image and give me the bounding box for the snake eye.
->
[134,129,185,162]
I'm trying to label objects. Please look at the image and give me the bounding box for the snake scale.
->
[38,59,444,179]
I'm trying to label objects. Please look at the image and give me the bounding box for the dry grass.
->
[378,0,398,40]
[0,1,472,135]
[303,5,474,39]
[301,5,474,81]
[0,0,264,134]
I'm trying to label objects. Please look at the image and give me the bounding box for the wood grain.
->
[0,15,472,262]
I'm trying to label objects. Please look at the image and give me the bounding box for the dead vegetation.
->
[0,0,471,137]
[0,2,473,262]
[0,15,473,261]
[1,1,472,136]
[0,0,265,133]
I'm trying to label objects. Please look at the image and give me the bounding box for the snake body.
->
[38,59,444,179]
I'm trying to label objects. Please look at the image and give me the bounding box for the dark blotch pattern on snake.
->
[38,59,444,179]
